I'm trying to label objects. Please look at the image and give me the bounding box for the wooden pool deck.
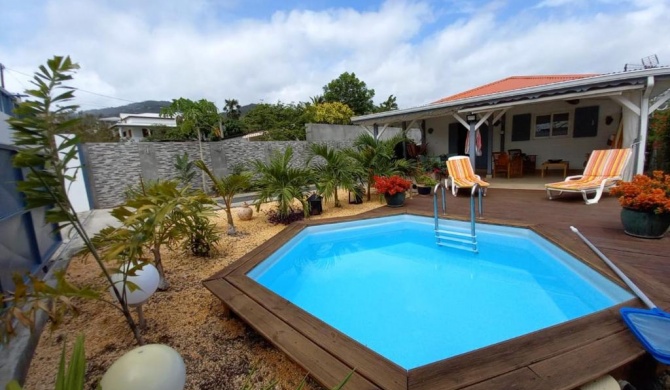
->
[204,188,670,390]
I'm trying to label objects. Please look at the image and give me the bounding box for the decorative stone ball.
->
[237,202,253,221]
[100,344,186,390]
[108,263,159,306]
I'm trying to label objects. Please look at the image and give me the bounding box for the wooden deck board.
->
[203,278,382,389]
[204,188,670,389]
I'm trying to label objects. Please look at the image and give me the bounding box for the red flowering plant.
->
[373,175,411,195]
[609,170,670,214]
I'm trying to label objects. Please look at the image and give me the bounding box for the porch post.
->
[468,119,476,167]
[634,76,654,174]
[373,123,379,140]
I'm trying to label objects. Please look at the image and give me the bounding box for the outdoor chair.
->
[445,156,489,196]
[545,148,632,205]
[492,152,523,178]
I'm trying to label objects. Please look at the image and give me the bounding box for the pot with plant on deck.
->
[415,174,438,195]
[609,170,670,239]
[373,175,411,207]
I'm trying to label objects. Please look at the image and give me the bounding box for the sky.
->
[1,0,669,113]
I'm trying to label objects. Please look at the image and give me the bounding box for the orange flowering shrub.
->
[609,170,670,214]
[373,175,411,195]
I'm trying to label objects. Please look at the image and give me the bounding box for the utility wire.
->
[3,66,138,104]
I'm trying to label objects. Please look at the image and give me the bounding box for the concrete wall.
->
[306,123,421,143]
[83,138,354,209]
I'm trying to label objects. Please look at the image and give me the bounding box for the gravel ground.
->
[24,192,384,390]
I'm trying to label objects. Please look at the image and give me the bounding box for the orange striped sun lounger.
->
[445,156,489,196]
[545,148,632,205]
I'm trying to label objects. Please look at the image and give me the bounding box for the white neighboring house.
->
[110,112,176,142]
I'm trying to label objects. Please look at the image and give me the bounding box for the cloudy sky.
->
[1,0,669,112]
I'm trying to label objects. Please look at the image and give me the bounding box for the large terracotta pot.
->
[620,207,670,239]
[384,192,406,207]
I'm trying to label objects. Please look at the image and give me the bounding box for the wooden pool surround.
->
[204,190,668,389]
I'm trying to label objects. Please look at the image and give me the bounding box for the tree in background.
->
[160,98,219,141]
[375,94,398,113]
[306,102,354,125]
[241,102,308,141]
[223,98,242,120]
[322,72,375,116]
[63,113,117,142]
[309,95,325,105]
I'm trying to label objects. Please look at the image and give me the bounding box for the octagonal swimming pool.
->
[248,215,633,369]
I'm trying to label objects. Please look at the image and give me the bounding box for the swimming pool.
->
[248,215,633,369]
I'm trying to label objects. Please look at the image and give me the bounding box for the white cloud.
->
[1,0,669,112]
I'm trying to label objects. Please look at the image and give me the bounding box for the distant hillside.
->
[83,101,258,118]
[82,100,171,117]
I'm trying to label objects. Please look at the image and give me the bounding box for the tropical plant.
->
[173,152,196,187]
[223,98,242,120]
[4,55,145,345]
[251,147,312,221]
[373,175,412,195]
[6,334,86,390]
[609,170,670,214]
[93,179,217,289]
[415,174,438,187]
[179,199,220,257]
[375,94,398,113]
[347,133,413,200]
[307,143,363,207]
[195,160,252,235]
[322,72,375,115]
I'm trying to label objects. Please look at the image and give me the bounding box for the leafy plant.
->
[609,170,670,214]
[322,71,375,115]
[180,199,220,257]
[195,160,252,235]
[415,174,438,187]
[92,179,217,289]
[5,55,144,344]
[307,143,364,207]
[6,334,86,390]
[252,147,312,221]
[173,152,196,187]
[347,133,413,200]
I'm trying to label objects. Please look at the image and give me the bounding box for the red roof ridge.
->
[433,74,600,104]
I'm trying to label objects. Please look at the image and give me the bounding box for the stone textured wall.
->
[82,138,355,209]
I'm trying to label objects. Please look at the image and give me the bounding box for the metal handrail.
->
[433,181,482,252]
[433,181,447,232]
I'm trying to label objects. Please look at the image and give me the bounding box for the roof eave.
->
[352,67,670,126]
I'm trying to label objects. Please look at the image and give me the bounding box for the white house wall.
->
[424,98,624,171]
[0,112,13,145]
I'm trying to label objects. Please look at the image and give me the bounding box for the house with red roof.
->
[352,68,670,177]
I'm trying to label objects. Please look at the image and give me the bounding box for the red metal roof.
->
[433,74,600,104]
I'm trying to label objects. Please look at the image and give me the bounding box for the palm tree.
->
[309,95,325,105]
[194,160,251,235]
[348,133,413,200]
[252,147,312,219]
[223,98,242,120]
[307,143,364,207]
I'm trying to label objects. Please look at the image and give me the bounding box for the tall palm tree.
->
[223,98,242,120]
[307,143,364,207]
[252,147,312,219]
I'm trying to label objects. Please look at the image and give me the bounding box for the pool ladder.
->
[432,181,483,253]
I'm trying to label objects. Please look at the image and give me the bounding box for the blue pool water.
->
[248,215,633,369]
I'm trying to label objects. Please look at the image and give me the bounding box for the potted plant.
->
[415,174,438,195]
[373,175,412,207]
[609,170,670,238]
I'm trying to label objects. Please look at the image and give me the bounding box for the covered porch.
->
[352,69,670,179]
